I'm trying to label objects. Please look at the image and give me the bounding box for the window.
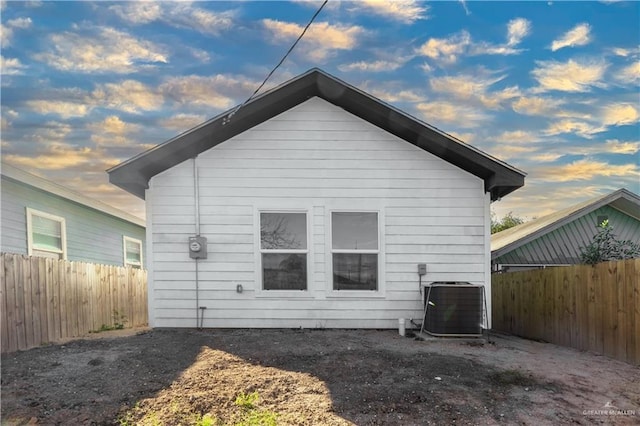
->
[123,236,143,268]
[26,208,67,259]
[597,215,609,227]
[260,212,307,290]
[331,212,378,290]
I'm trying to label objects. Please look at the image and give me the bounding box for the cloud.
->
[602,139,640,154]
[470,18,531,56]
[551,23,591,51]
[7,17,32,29]
[34,26,168,74]
[616,61,640,84]
[429,72,521,109]
[1,23,12,47]
[535,159,639,182]
[92,80,164,113]
[494,130,542,144]
[366,87,424,103]
[419,19,530,64]
[544,119,605,138]
[25,100,91,118]
[357,0,429,24]
[262,19,364,61]
[338,59,405,72]
[601,103,639,126]
[416,101,489,128]
[530,153,565,162]
[492,144,538,161]
[2,143,97,170]
[531,59,608,92]
[88,116,139,147]
[511,96,563,116]
[507,18,531,46]
[159,74,257,110]
[417,31,471,64]
[109,1,162,24]
[109,2,234,36]
[160,113,207,132]
[1,55,26,75]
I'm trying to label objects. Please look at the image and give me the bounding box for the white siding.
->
[148,97,489,328]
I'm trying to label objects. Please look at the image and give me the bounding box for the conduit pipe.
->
[193,157,202,329]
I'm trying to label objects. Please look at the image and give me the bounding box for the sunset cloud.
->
[26,100,91,118]
[535,159,639,182]
[531,59,607,92]
[417,31,471,64]
[601,103,639,126]
[92,80,164,113]
[338,59,406,72]
[551,23,591,51]
[0,55,26,75]
[429,72,521,109]
[417,101,489,128]
[160,113,207,132]
[616,61,640,84]
[34,26,168,74]
[544,119,605,138]
[262,19,364,61]
[357,0,429,24]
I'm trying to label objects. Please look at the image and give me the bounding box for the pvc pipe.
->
[398,318,406,337]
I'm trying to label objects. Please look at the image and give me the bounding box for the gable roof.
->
[108,68,525,201]
[491,188,640,259]
[1,162,145,228]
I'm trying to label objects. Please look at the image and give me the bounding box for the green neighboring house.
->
[492,188,640,272]
[1,162,145,268]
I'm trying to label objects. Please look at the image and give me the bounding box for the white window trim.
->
[254,209,313,298]
[327,209,385,298]
[26,207,67,260]
[123,235,143,268]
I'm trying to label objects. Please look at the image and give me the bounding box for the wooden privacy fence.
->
[492,258,640,365]
[1,253,148,353]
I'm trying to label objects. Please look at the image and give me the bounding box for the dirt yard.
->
[1,328,638,425]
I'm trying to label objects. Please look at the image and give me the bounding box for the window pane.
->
[262,253,307,290]
[32,215,61,237]
[126,240,141,262]
[332,212,377,250]
[261,213,307,250]
[33,234,62,252]
[333,253,377,290]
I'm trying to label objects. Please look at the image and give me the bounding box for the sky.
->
[1,0,639,222]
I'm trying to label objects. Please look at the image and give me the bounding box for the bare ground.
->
[1,328,639,425]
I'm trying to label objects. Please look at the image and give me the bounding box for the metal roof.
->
[1,162,145,228]
[108,68,526,201]
[491,188,640,260]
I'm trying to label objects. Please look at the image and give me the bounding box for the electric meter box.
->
[188,236,208,259]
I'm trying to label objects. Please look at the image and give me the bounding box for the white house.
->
[109,69,525,329]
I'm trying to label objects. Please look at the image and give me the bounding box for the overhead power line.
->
[224,0,328,124]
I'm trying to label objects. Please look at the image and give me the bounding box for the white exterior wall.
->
[148,97,490,328]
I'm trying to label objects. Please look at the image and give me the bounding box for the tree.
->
[579,220,640,265]
[491,211,525,234]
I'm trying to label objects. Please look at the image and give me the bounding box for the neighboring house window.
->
[331,212,378,290]
[123,236,143,268]
[260,212,307,290]
[597,215,608,227]
[26,208,67,260]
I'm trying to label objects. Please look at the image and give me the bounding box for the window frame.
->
[123,236,143,269]
[256,209,311,296]
[26,207,67,260]
[328,210,384,296]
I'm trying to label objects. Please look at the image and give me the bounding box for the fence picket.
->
[492,259,640,365]
[1,253,147,353]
